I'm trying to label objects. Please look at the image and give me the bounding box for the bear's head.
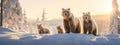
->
[37,24,43,29]
[57,26,61,30]
[83,12,91,23]
[61,8,71,19]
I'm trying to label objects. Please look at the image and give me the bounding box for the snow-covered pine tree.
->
[0,1,2,26]
[41,8,47,21]
[110,0,120,34]
[2,0,29,33]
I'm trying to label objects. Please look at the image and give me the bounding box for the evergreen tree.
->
[110,0,120,34]
[41,8,47,21]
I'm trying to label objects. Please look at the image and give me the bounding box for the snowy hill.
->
[0,26,13,34]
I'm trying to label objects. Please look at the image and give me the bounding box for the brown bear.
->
[83,12,98,36]
[37,24,50,34]
[61,8,81,33]
[57,26,64,34]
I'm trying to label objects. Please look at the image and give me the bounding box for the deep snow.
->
[0,26,120,45]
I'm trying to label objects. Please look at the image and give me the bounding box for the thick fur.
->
[118,16,120,34]
[61,8,81,33]
[57,26,64,34]
[37,24,50,34]
[83,12,98,36]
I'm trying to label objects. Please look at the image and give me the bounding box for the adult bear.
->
[61,8,81,33]
[83,12,98,36]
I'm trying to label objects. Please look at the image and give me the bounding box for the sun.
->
[104,7,112,14]
[104,0,112,14]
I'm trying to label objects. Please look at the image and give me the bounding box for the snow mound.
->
[0,27,120,45]
[0,26,13,34]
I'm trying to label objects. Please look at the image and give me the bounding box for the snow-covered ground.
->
[1,0,120,45]
[0,23,120,45]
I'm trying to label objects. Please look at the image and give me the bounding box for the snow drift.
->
[0,26,120,45]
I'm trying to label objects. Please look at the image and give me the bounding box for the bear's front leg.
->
[64,20,70,33]
[69,20,75,33]
[83,24,87,34]
[75,22,81,33]
[88,21,92,34]
[92,28,97,36]
[39,29,43,34]
[88,26,92,34]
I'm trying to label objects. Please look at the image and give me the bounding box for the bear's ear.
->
[39,24,42,26]
[83,12,85,15]
[88,12,90,15]
[68,8,70,10]
[62,8,64,10]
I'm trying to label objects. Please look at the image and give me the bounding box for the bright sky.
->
[19,0,120,20]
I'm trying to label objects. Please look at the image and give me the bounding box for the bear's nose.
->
[86,17,87,19]
[65,13,67,15]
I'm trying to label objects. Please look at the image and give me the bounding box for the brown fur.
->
[57,26,64,34]
[83,20,92,34]
[83,12,97,36]
[62,8,81,33]
[37,24,50,34]
[118,17,120,34]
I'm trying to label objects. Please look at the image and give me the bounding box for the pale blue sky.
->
[19,0,120,20]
